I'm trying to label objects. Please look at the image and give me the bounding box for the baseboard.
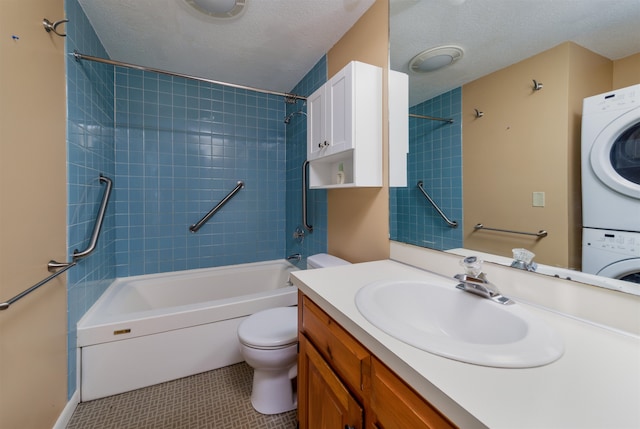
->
[52,390,79,429]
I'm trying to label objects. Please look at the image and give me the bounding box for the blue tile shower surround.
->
[113,69,287,276]
[390,88,464,250]
[66,0,117,399]
[285,57,328,266]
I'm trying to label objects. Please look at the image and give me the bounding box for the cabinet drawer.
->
[371,357,457,429]
[301,295,370,399]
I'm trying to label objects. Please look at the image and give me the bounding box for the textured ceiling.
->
[77,0,639,105]
[391,0,640,105]
[77,0,377,94]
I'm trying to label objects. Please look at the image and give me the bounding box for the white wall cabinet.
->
[307,61,382,188]
[389,70,409,187]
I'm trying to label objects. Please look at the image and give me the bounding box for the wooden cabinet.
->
[370,357,455,429]
[300,294,370,400]
[306,61,382,188]
[298,292,458,429]
[299,334,363,429]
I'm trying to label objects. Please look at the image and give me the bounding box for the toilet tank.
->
[307,253,351,269]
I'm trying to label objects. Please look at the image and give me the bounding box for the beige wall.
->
[613,52,640,89]
[326,0,390,263]
[0,0,68,427]
[462,42,611,269]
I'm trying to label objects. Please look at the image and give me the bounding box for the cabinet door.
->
[326,65,353,155]
[299,334,364,429]
[370,358,457,429]
[307,85,327,160]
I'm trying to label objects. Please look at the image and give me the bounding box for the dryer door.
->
[590,107,640,199]
[597,258,640,284]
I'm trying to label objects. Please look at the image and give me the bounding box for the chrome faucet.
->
[286,253,301,262]
[455,256,514,305]
[511,248,537,272]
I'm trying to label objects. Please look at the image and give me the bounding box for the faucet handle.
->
[460,256,483,277]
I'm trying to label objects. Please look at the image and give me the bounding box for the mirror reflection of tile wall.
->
[390,88,463,250]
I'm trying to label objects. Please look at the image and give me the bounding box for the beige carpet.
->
[67,363,297,429]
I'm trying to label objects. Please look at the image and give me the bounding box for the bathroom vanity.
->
[291,259,640,429]
[298,293,455,428]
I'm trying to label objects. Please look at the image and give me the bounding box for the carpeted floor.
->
[66,363,297,429]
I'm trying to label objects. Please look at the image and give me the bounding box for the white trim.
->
[52,389,79,429]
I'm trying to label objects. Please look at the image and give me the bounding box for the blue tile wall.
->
[65,0,117,399]
[285,57,328,267]
[390,88,464,250]
[113,69,288,276]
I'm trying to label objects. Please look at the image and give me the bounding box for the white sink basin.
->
[355,280,564,368]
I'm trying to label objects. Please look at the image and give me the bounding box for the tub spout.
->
[287,253,301,262]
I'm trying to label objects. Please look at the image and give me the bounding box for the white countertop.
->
[291,260,640,429]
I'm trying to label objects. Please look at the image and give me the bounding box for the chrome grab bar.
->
[47,175,113,271]
[474,223,548,238]
[190,181,244,233]
[73,175,113,260]
[409,113,454,124]
[417,181,458,228]
[2,175,112,311]
[0,262,76,311]
[302,161,313,232]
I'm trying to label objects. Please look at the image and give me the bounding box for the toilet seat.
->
[238,307,298,349]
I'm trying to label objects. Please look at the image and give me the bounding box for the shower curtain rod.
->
[71,51,306,103]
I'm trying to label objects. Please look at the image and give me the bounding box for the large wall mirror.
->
[389,0,640,295]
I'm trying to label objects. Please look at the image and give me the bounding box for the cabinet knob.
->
[318,141,329,149]
[345,426,355,429]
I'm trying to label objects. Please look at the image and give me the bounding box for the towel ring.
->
[43,18,68,37]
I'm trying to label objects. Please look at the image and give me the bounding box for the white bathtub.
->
[77,259,299,401]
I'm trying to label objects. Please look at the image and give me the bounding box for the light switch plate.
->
[533,192,545,207]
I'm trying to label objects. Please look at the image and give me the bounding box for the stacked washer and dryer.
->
[581,84,640,287]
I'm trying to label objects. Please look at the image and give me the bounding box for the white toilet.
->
[305,252,351,270]
[237,253,350,414]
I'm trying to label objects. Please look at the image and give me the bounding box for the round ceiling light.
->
[409,45,464,73]
[184,0,246,19]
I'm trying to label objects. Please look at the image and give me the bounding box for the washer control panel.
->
[582,83,639,114]
[583,228,640,257]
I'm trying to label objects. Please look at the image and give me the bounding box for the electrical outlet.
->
[533,192,545,207]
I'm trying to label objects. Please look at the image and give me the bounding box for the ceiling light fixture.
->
[409,45,464,73]
[184,0,246,19]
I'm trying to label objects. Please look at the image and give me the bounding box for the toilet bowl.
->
[238,253,350,414]
[238,306,298,414]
